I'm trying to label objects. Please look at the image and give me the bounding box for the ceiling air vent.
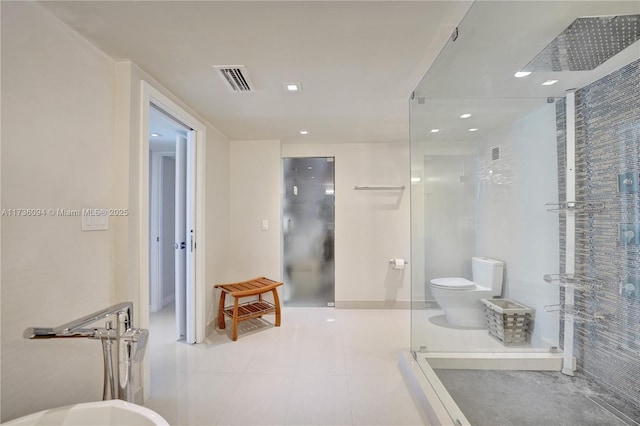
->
[214,66,256,92]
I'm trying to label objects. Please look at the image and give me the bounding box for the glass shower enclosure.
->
[409,0,640,422]
[410,2,563,359]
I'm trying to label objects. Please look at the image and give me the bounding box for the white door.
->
[174,132,197,343]
[175,135,187,340]
[185,130,196,344]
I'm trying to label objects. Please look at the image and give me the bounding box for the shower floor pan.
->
[400,351,638,426]
[434,369,639,426]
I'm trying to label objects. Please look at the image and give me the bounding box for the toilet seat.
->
[430,277,476,290]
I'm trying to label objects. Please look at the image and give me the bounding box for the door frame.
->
[139,81,207,394]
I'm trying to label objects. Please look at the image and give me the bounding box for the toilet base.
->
[430,285,495,328]
[442,307,486,328]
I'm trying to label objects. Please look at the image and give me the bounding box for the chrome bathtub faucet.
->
[24,302,148,403]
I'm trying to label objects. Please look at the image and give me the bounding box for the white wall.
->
[204,128,231,329]
[1,2,115,421]
[283,143,411,307]
[475,104,560,346]
[423,155,476,298]
[227,140,282,282]
[410,141,476,303]
[225,141,411,308]
[1,2,232,419]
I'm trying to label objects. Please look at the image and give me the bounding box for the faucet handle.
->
[23,327,55,339]
[24,327,98,339]
[123,328,149,363]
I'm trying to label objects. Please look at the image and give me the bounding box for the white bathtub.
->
[3,400,168,425]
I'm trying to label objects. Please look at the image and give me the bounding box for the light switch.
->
[261,219,269,231]
[82,209,109,231]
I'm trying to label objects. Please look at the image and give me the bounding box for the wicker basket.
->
[481,298,534,345]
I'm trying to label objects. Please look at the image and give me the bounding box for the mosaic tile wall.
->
[566,59,640,410]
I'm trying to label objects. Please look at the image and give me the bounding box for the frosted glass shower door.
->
[282,157,335,307]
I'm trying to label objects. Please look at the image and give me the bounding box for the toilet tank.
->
[472,257,504,294]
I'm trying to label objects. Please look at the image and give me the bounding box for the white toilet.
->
[430,257,504,327]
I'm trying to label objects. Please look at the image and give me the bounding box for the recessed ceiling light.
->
[284,83,302,92]
[514,71,532,78]
[307,166,312,170]
[468,128,478,132]
[430,129,440,133]
[150,133,161,137]
[542,80,559,86]
[300,130,309,135]
[460,113,472,119]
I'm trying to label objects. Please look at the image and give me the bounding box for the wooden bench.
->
[214,277,283,341]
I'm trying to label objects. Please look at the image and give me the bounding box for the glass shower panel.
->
[411,100,562,354]
[282,157,335,307]
[408,1,640,422]
[423,155,476,298]
[409,1,569,356]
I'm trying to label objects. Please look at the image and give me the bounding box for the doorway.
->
[148,104,195,342]
[282,157,335,307]
[149,151,176,313]
[141,81,207,399]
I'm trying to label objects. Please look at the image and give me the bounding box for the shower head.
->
[522,14,640,72]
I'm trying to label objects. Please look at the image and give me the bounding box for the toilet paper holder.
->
[389,259,408,265]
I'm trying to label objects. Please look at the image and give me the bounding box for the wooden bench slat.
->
[218,282,282,297]
[226,284,251,292]
[214,276,269,288]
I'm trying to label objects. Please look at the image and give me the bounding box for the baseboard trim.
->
[334,300,411,309]
[162,294,175,307]
[205,319,216,339]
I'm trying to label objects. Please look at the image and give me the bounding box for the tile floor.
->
[144,306,430,426]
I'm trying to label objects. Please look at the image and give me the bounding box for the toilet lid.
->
[430,277,476,290]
